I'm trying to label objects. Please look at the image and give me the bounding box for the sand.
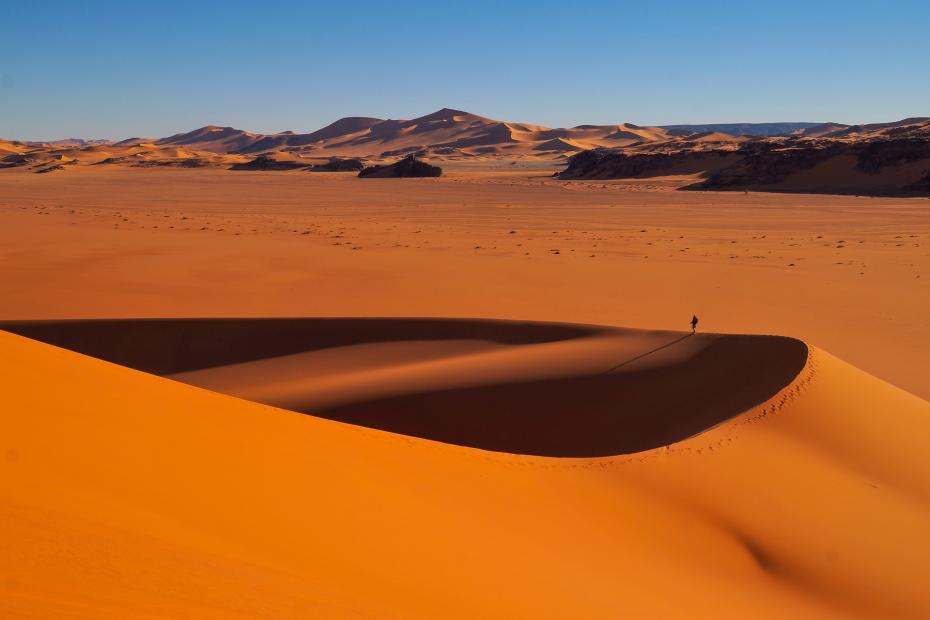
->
[2,320,929,618]
[1,165,929,618]
[0,167,927,398]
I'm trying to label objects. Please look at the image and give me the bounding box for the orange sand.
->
[2,323,929,618]
[2,166,930,618]
[0,167,927,398]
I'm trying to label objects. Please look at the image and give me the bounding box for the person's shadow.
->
[600,333,693,375]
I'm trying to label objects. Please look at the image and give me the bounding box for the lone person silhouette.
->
[691,314,699,334]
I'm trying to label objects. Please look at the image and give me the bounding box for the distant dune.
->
[2,317,929,618]
[0,139,29,155]
[0,140,250,171]
[560,118,930,196]
[0,109,839,169]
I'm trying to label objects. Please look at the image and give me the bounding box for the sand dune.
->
[798,122,849,138]
[157,124,265,152]
[0,141,249,172]
[23,108,729,164]
[0,139,29,155]
[0,318,806,456]
[2,318,929,618]
[823,116,930,138]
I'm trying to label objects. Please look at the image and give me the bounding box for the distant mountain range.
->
[659,122,823,137]
[3,110,928,194]
[10,109,925,161]
[143,109,859,158]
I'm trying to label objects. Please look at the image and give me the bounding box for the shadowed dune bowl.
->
[1,317,807,457]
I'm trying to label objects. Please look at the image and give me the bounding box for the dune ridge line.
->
[0,317,808,457]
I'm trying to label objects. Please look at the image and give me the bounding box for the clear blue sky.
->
[2,0,928,140]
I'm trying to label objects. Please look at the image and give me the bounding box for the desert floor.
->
[0,166,927,398]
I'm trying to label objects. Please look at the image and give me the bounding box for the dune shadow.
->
[0,318,807,457]
[600,333,693,375]
[310,334,806,456]
[0,317,594,375]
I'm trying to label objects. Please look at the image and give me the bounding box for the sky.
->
[2,0,928,140]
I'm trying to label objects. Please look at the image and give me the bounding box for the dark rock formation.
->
[683,141,845,190]
[137,159,208,168]
[854,138,930,173]
[0,153,35,168]
[560,150,677,179]
[380,147,428,158]
[559,132,930,197]
[93,156,128,165]
[307,158,364,172]
[229,155,307,171]
[906,169,930,193]
[684,138,930,195]
[358,155,442,178]
[94,156,208,168]
[557,149,736,180]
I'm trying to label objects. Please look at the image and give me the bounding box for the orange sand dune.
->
[135,109,693,161]
[2,319,929,619]
[0,142,248,172]
[0,318,806,456]
[0,139,29,155]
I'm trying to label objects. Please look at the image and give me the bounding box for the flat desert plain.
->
[2,166,930,619]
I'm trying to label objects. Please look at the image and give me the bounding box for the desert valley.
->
[3,3,930,618]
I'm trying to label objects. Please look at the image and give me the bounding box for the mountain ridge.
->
[144,109,821,159]
[8,109,925,160]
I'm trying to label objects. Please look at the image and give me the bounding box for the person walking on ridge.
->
[691,314,699,334]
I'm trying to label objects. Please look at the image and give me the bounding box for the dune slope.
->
[2,320,930,619]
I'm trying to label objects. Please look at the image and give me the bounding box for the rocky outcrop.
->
[560,150,679,179]
[683,141,845,190]
[684,138,930,195]
[138,158,208,168]
[854,138,930,173]
[307,158,364,172]
[358,155,442,178]
[0,153,34,168]
[35,164,67,174]
[559,131,930,197]
[557,149,736,180]
[905,169,930,193]
[229,155,307,171]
